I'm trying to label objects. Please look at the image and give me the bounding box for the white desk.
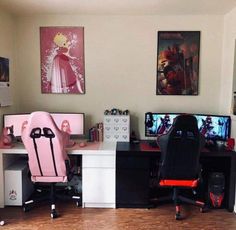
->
[0,141,116,208]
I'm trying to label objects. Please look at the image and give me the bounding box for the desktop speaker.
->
[208,172,225,208]
[226,138,235,151]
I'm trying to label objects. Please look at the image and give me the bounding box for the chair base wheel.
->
[23,205,30,212]
[200,206,207,213]
[51,210,58,219]
[175,213,182,220]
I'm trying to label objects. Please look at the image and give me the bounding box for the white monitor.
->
[52,113,84,137]
[3,113,85,138]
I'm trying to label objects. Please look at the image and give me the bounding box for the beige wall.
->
[220,7,236,115]
[220,7,236,213]
[0,10,18,130]
[14,14,224,139]
[221,7,236,142]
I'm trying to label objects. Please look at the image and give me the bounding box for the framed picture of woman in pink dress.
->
[40,27,85,94]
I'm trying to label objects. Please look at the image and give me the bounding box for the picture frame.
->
[0,57,9,83]
[40,27,85,94]
[156,31,200,95]
[0,57,11,106]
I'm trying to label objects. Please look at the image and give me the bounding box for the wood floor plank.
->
[0,201,236,229]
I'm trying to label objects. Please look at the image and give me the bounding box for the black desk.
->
[116,141,236,211]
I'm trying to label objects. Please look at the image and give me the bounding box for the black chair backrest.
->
[158,114,204,180]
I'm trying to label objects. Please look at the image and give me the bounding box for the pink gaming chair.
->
[21,111,80,218]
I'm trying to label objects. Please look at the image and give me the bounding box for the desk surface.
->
[116,141,236,157]
[0,141,116,155]
[2,140,234,157]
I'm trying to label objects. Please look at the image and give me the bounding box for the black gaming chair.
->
[157,114,206,220]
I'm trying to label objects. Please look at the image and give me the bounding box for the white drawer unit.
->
[103,115,130,142]
[82,168,115,207]
[82,152,116,208]
[83,155,115,168]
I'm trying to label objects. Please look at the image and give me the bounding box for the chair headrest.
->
[173,114,198,131]
[22,111,61,138]
[30,127,55,139]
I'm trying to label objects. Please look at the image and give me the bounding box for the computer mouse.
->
[79,142,87,147]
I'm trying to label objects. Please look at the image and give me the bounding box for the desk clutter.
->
[89,122,103,142]
[104,108,129,116]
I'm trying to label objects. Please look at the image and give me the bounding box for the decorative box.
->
[103,115,130,142]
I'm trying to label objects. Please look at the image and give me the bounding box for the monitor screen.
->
[145,113,231,141]
[3,113,85,138]
[195,115,231,141]
[145,113,178,137]
[52,113,84,137]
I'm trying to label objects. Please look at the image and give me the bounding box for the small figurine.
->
[111,108,118,115]
[105,108,129,116]
[123,110,129,115]
[104,109,110,115]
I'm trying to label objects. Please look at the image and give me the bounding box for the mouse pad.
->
[140,142,160,151]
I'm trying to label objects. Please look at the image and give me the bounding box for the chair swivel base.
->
[23,188,81,219]
[174,195,205,220]
[151,192,206,220]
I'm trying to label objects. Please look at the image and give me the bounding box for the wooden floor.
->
[0,201,236,230]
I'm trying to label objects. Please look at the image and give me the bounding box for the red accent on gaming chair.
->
[157,114,206,220]
[21,111,80,218]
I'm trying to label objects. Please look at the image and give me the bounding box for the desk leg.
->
[0,152,4,208]
[228,155,236,212]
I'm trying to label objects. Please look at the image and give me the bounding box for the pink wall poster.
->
[40,27,85,94]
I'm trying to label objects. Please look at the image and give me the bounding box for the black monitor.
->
[145,113,231,142]
[195,114,231,141]
[145,113,178,137]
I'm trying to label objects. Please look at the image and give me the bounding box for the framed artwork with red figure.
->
[156,31,200,95]
[40,27,85,94]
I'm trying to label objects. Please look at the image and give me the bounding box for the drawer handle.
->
[114,127,119,131]
[114,118,119,123]
[122,127,127,131]
[114,135,119,139]
[105,127,111,131]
